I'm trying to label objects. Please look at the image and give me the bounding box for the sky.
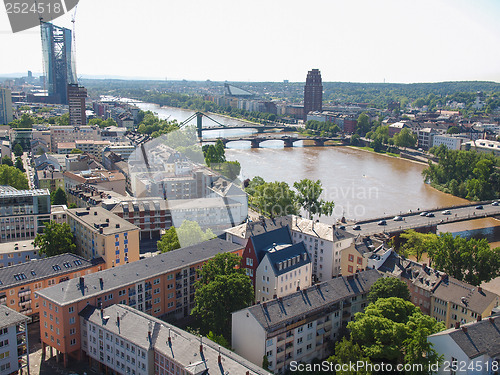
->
[1,0,500,83]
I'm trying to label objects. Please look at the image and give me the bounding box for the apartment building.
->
[36,239,244,366]
[66,207,140,269]
[57,140,111,160]
[232,269,381,374]
[110,199,172,240]
[417,127,437,150]
[47,125,101,152]
[35,170,64,191]
[378,251,500,323]
[66,184,125,209]
[461,139,500,156]
[227,216,354,281]
[0,239,41,268]
[255,242,311,303]
[432,134,467,150]
[431,277,499,329]
[0,305,30,374]
[0,253,103,318]
[0,186,51,243]
[79,304,270,375]
[340,237,384,276]
[428,314,500,375]
[64,170,127,196]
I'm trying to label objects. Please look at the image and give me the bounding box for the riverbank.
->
[346,145,429,166]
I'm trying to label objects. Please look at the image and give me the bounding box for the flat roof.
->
[0,305,30,329]
[36,238,243,306]
[0,239,36,255]
[66,207,139,236]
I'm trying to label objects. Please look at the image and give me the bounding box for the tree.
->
[51,187,67,205]
[158,220,214,252]
[399,229,438,262]
[219,161,241,180]
[293,179,334,220]
[1,156,13,166]
[34,222,76,257]
[192,253,253,339]
[15,157,24,172]
[429,233,500,285]
[70,148,83,154]
[327,338,372,375]
[68,203,77,209]
[207,331,230,349]
[393,128,417,148]
[247,180,299,217]
[368,277,410,304]
[0,164,29,189]
[356,113,371,136]
[157,226,180,253]
[348,297,444,373]
[350,133,361,146]
[13,143,24,157]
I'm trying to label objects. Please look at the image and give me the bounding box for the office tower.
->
[68,84,87,125]
[0,88,13,125]
[40,22,77,104]
[303,69,323,120]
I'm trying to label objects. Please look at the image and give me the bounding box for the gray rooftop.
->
[429,315,500,359]
[0,305,30,329]
[242,269,381,331]
[0,239,36,255]
[37,238,242,306]
[66,207,139,235]
[0,253,102,291]
[80,304,270,375]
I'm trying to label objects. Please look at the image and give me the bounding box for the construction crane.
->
[71,5,81,84]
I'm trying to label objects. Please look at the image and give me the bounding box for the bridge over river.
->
[201,134,346,148]
[344,201,500,237]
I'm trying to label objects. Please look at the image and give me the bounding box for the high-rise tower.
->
[41,22,77,104]
[68,84,87,126]
[303,69,323,121]
[0,88,13,125]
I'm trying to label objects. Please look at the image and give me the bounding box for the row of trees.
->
[136,110,180,138]
[244,177,334,219]
[202,140,241,180]
[423,145,500,200]
[157,220,215,253]
[303,120,341,137]
[398,229,500,286]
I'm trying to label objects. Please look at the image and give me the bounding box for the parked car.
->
[393,216,403,221]
[442,210,451,215]
[426,212,435,217]
[476,205,483,210]
[352,225,361,230]
[420,212,428,216]
[338,225,346,230]
[492,202,499,206]
[378,220,387,225]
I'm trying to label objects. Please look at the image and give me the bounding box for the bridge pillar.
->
[256,127,266,133]
[196,112,203,139]
[314,139,325,146]
[283,138,293,147]
[250,139,260,148]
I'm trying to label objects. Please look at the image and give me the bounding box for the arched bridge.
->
[200,135,345,148]
[179,112,294,138]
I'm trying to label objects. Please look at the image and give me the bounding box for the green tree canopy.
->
[51,187,67,205]
[70,148,83,154]
[327,338,373,375]
[0,164,29,189]
[34,222,76,257]
[429,233,500,286]
[13,143,24,157]
[399,229,438,262]
[348,297,444,373]
[15,157,24,172]
[246,179,299,217]
[393,128,417,148]
[1,156,13,166]
[356,113,371,136]
[293,179,334,220]
[192,253,253,338]
[368,277,411,304]
[158,220,215,252]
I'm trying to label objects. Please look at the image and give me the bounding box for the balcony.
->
[277,335,285,343]
[18,300,31,307]
[276,346,284,354]
[285,342,293,350]
[128,299,136,306]
[128,290,136,297]
[18,290,31,298]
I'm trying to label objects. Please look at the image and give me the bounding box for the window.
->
[306,344,312,350]
[307,322,313,329]
[348,254,354,262]
[357,257,363,265]
[69,317,75,324]
[266,339,273,347]
[154,278,160,285]
[348,265,353,273]
[297,348,302,355]
[246,258,253,266]
[68,306,74,313]
[297,337,303,344]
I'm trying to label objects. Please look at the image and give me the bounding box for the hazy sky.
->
[1,0,500,83]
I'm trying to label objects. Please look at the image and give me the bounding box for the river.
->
[135,102,471,222]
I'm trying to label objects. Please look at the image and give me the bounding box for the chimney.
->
[79,277,84,286]
[218,346,221,364]
[478,287,483,293]
[477,315,482,322]
[296,286,300,291]
[455,322,460,329]
[116,224,120,228]
[116,314,120,326]
[462,326,468,333]
[489,317,495,324]
[168,328,171,346]
[199,336,203,353]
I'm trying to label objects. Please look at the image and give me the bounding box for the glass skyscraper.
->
[41,22,77,104]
